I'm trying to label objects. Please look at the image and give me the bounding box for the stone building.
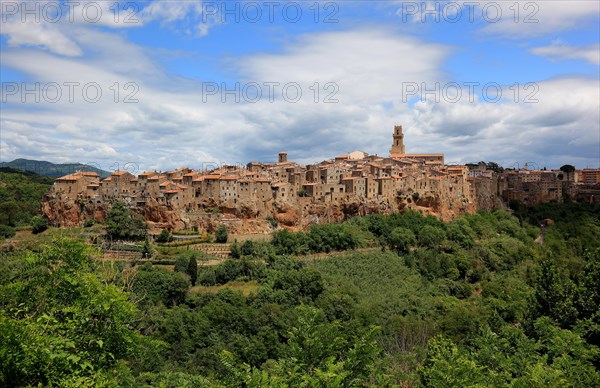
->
[46,125,586,230]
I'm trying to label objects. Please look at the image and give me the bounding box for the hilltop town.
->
[41,126,600,234]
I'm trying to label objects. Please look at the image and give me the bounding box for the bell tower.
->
[390,125,405,155]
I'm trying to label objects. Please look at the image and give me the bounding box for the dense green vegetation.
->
[105,202,147,241]
[0,168,53,228]
[1,203,598,386]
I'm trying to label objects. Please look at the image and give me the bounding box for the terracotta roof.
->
[81,171,99,177]
[87,183,100,187]
[220,176,238,181]
[102,177,112,182]
[164,189,180,194]
[56,173,80,181]
[177,184,188,189]
[159,181,172,187]
[205,174,221,180]
[112,171,129,176]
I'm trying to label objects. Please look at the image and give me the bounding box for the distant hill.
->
[0,159,111,178]
[0,167,54,227]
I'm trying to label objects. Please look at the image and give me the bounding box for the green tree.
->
[105,202,147,240]
[141,238,152,259]
[418,225,446,249]
[0,224,16,239]
[240,240,255,256]
[0,200,19,226]
[186,255,198,286]
[0,239,162,386]
[215,226,228,243]
[156,228,172,243]
[230,241,241,259]
[532,259,578,328]
[132,264,190,306]
[30,215,48,234]
[418,336,489,387]
[174,256,189,273]
[389,227,416,253]
[560,164,576,181]
[447,219,475,248]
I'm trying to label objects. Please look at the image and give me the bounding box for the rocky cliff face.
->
[41,189,477,233]
[42,193,107,227]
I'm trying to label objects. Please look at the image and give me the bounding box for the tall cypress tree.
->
[186,255,198,286]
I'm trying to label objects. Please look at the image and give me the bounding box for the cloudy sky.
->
[1,0,599,173]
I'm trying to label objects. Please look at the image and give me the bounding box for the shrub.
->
[0,224,16,239]
[105,202,147,240]
[215,226,228,243]
[83,219,95,228]
[418,225,446,249]
[230,241,241,259]
[389,227,416,253]
[186,255,198,286]
[297,189,308,197]
[156,229,173,243]
[240,240,255,256]
[31,216,48,234]
[266,215,278,228]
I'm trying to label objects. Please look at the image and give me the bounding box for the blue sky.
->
[1,0,599,172]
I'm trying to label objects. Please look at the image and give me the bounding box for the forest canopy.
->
[1,202,599,386]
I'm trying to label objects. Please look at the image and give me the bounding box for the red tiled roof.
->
[56,174,79,181]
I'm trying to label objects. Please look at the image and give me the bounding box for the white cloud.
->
[0,0,212,56]
[480,1,599,38]
[238,29,449,105]
[406,77,600,167]
[1,20,82,56]
[1,20,598,171]
[394,1,599,38]
[531,42,600,66]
